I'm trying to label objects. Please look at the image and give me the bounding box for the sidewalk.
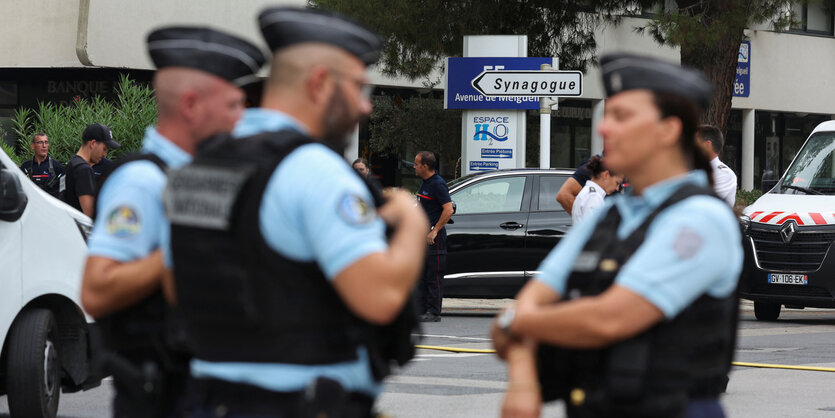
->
[442,298,829,316]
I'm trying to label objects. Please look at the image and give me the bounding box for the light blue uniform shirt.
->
[536,171,742,318]
[188,108,387,395]
[88,127,191,261]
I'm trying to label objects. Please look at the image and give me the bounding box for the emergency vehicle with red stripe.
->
[740,121,835,321]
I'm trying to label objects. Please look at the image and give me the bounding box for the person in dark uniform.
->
[414,151,454,322]
[81,27,264,418]
[161,7,428,417]
[491,53,742,418]
[19,132,64,198]
[92,156,115,192]
[62,123,119,217]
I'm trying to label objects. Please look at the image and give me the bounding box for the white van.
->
[741,120,835,321]
[0,147,100,417]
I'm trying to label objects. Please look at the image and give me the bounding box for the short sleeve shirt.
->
[87,128,191,262]
[417,173,452,227]
[187,108,387,396]
[710,157,737,207]
[571,180,606,224]
[62,155,96,212]
[536,171,742,319]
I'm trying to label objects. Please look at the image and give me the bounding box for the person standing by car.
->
[492,53,742,418]
[556,155,597,214]
[81,27,265,418]
[20,132,64,198]
[415,150,454,322]
[571,155,623,224]
[62,123,120,217]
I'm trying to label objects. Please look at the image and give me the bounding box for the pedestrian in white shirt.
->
[572,155,623,224]
[696,125,738,207]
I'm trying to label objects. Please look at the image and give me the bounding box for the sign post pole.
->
[539,63,558,169]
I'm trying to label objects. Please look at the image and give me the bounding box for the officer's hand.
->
[426,229,437,245]
[491,318,512,360]
[378,189,424,227]
[502,384,542,418]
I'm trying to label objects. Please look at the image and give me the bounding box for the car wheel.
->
[6,309,61,418]
[753,301,781,321]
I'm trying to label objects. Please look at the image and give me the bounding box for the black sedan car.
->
[442,168,574,298]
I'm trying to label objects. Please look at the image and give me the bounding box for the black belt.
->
[186,377,375,418]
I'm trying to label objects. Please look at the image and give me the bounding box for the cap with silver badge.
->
[258,7,383,65]
[600,53,713,110]
[82,123,120,149]
[147,26,266,86]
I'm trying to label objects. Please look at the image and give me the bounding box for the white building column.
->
[591,99,605,156]
[741,109,755,191]
[344,125,359,163]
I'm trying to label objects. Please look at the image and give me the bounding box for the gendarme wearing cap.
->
[600,52,713,109]
[81,26,265,418]
[147,26,266,86]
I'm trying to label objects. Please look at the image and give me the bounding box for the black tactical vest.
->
[537,184,739,418]
[165,130,380,366]
[94,154,172,362]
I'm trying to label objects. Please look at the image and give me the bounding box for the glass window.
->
[779,131,835,194]
[452,176,526,214]
[0,83,16,107]
[537,175,568,211]
[807,1,833,33]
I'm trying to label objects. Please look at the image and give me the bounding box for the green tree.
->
[10,74,156,166]
[312,0,798,135]
[370,93,462,177]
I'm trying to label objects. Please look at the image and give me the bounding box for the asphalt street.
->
[3,300,835,417]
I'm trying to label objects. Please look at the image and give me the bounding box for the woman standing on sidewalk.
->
[491,53,742,418]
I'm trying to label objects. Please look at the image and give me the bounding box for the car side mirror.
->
[0,168,28,222]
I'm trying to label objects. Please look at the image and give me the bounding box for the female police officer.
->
[491,53,742,418]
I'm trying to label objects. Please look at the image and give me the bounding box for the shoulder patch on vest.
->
[107,205,141,237]
[673,227,703,260]
[589,187,596,193]
[337,193,375,225]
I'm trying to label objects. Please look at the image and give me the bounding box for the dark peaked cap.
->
[147,27,266,86]
[600,53,713,110]
[258,7,383,66]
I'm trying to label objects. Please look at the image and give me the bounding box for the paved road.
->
[3,300,835,417]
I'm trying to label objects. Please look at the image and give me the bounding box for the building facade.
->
[1,0,833,190]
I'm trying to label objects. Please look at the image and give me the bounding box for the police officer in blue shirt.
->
[491,54,742,418]
[19,132,64,197]
[162,7,428,417]
[81,26,264,418]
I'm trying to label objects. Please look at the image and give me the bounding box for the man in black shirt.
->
[62,123,120,217]
[414,151,454,322]
[19,132,64,197]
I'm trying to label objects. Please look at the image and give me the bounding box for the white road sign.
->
[471,70,583,97]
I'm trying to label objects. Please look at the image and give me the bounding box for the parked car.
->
[741,121,835,321]
[0,147,101,417]
[443,168,574,298]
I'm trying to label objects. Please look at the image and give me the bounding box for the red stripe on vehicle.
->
[777,213,804,225]
[810,213,826,225]
[749,211,763,220]
[759,212,783,223]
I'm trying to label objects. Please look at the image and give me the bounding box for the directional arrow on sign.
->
[471,70,583,97]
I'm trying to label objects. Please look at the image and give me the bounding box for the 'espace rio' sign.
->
[445,57,554,110]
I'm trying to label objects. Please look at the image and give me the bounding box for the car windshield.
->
[779,131,835,195]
